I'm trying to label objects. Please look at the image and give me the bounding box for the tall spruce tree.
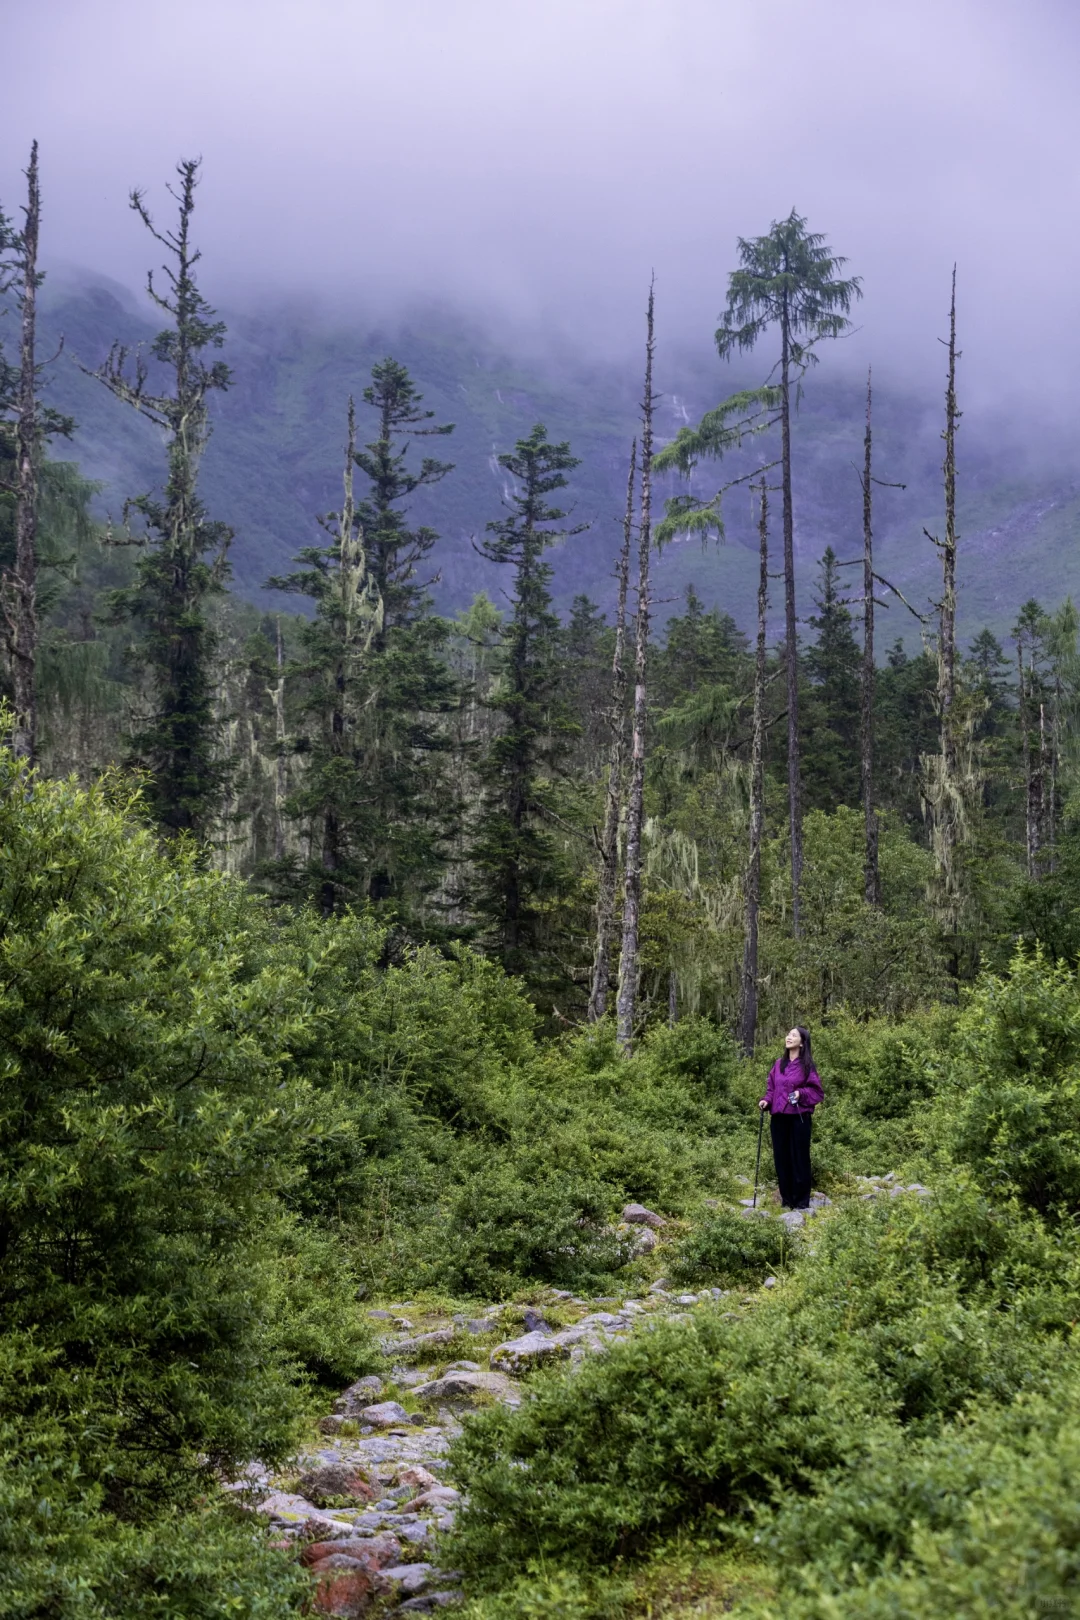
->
[471,424,582,980]
[88,159,231,838]
[351,358,458,907]
[266,399,382,913]
[804,546,861,810]
[739,479,769,1055]
[715,211,861,931]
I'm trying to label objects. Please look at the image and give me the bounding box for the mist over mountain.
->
[39,271,1080,648]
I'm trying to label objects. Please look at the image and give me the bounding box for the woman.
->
[758,1025,823,1210]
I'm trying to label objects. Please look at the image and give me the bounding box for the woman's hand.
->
[758,1098,768,1110]
[791,1089,800,1104]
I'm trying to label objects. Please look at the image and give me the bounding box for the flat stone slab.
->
[489,1331,571,1375]
[411,1370,520,1409]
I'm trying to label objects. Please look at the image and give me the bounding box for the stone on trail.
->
[298,1463,381,1507]
[391,1328,456,1359]
[411,1369,520,1408]
[489,1331,571,1376]
[254,1491,352,1536]
[310,1566,376,1618]
[361,1401,414,1428]
[396,1465,440,1492]
[334,1375,386,1415]
[622,1202,666,1229]
[376,1562,435,1596]
[400,1485,461,1512]
[303,1533,403,1570]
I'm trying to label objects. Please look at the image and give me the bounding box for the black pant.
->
[770,1112,813,1208]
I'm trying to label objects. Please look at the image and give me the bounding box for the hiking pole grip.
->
[752,1105,766,1208]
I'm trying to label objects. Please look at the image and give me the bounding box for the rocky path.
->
[239,1181,930,1617]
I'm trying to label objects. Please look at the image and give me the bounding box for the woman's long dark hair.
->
[780,1025,813,1074]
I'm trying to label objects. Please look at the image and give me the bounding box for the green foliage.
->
[668,1209,796,1287]
[937,947,1080,1214]
[471,423,582,983]
[90,160,233,837]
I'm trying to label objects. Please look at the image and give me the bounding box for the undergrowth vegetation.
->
[6,753,1080,1617]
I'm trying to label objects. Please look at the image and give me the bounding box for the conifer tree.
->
[267,399,382,913]
[859,372,879,903]
[88,159,231,838]
[351,359,458,907]
[804,546,861,809]
[471,424,582,978]
[715,211,861,932]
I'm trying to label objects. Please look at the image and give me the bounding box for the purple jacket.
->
[764,1054,823,1115]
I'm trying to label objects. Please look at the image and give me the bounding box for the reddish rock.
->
[297,1463,380,1507]
[310,1567,375,1617]
[396,1464,439,1493]
[302,1533,402,1570]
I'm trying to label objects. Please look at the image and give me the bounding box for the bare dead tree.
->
[616,283,656,1053]
[588,438,635,1022]
[924,269,963,953]
[739,478,769,1055]
[7,144,42,761]
[860,371,879,904]
[271,615,287,861]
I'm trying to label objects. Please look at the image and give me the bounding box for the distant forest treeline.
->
[2,153,1078,1038]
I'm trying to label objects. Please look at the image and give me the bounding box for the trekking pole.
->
[752,1105,766,1208]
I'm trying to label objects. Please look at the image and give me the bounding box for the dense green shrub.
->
[937,948,1080,1213]
[668,1209,797,1287]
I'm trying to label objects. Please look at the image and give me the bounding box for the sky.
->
[3,0,1080,411]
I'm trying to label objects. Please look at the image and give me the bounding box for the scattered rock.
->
[391,1328,456,1359]
[411,1370,520,1408]
[297,1463,381,1507]
[334,1376,386,1415]
[397,1465,440,1492]
[367,1310,392,1321]
[522,1308,553,1333]
[763,1276,779,1289]
[779,1210,805,1229]
[674,1293,699,1306]
[622,1203,666,1228]
[490,1331,571,1376]
[310,1567,376,1617]
[443,1360,480,1373]
[376,1562,435,1596]
[400,1486,461,1512]
[396,1594,461,1612]
[254,1492,352,1536]
[361,1402,415,1429]
[303,1534,403,1570]
[648,1280,669,1295]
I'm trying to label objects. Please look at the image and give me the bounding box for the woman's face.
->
[785,1028,802,1052]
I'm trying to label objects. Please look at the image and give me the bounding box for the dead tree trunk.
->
[860,370,880,905]
[779,304,803,934]
[1016,636,1035,878]
[739,479,769,1056]
[271,616,287,861]
[616,283,656,1054]
[588,439,636,1022]
[10,143,41,762]
[936,269,961,924]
